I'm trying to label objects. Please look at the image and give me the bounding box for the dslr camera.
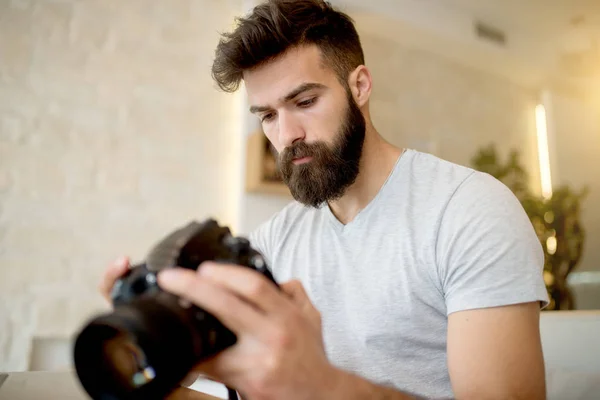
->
[73,219,277,400]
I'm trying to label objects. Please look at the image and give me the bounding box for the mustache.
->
[279,141,321,164]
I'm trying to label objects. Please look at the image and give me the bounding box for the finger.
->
[191,346,251,392]
[280,280,322,331]
[157,268,271,335]
[197,262,290,315]
[192,347,241,384]
[281,280,317,314]
[184,371,223,386]
[180,371,201,388]
[281,279,310,303]
[99,256,129,302]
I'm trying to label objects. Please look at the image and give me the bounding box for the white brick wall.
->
[0,0,242,371]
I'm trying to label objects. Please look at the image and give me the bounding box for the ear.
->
[347,65,372,107]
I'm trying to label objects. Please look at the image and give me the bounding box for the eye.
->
[261,112,275,123]
[297,97,317,108]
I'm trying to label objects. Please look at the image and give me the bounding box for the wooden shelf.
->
[245,131,291,197]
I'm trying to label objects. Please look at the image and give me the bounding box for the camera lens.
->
[73,294,200,400]
[102,332,156,391]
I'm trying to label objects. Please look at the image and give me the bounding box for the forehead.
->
[243,45,337,105]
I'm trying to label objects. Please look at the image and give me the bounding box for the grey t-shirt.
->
[249,149,549,399]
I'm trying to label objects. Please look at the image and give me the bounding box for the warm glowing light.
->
[535,104,553,199]
[547,236,557,255]
[544,211,555,224]
[543,270,555,286]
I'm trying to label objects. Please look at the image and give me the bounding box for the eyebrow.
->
[249,82,327,114]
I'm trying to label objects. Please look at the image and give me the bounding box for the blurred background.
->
[0,0,599,375]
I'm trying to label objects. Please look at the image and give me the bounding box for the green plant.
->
[470,144,588,310]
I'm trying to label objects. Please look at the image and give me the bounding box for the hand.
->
[157,262,342,400]
[97,256,205,388]
[98,256,131,304]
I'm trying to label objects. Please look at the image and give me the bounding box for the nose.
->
[278,110,305,148]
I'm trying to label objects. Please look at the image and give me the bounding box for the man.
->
[101,0,549,398]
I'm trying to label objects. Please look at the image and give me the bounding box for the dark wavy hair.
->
[211,0,364,92]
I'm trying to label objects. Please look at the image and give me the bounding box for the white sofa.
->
[541,310,600,400]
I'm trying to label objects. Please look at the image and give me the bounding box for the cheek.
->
[305,101,344,143]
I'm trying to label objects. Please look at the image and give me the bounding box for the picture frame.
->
[245,131,291,196]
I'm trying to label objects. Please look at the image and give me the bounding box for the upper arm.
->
[447,302,546,400]
[436,172,549,399]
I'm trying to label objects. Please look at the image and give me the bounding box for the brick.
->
[91,149,141,198]
[8,0,33,10]
[50,100,118,133]
[83,52,153,97]
[30,111,73,146]
[27,66,96,108]
[109,7,160,56]
[31,38,90,74]
[150,0,193,25]
[0,84,43,119]
[1,196,69,230]
[62,161,97,198]
[0,114,27,143]
[69,3,113,51]
[1,232,76,283]
[8,150,67,196]
[0,34,34,84]
[0,293,36,371]
[35,296,71,337]
[1,0,35,35]
[31,1,73,45]
[0,167,10,192]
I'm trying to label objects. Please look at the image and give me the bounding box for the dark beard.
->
[277,92,366,208]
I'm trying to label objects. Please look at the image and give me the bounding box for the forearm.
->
[330,368,418,400]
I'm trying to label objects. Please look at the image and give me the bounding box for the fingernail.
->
[198,262,216,276]
[157,269,181,285]
[115,256,127,268]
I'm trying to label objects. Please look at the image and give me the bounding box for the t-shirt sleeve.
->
[248,217,276,267]
[436,171,549,315]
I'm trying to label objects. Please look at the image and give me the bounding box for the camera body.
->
[73,219,277,400]
[111,218,274,306]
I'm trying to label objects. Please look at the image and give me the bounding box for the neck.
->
[327,123,403,225]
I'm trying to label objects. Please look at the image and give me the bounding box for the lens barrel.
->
[73,293,216,400]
